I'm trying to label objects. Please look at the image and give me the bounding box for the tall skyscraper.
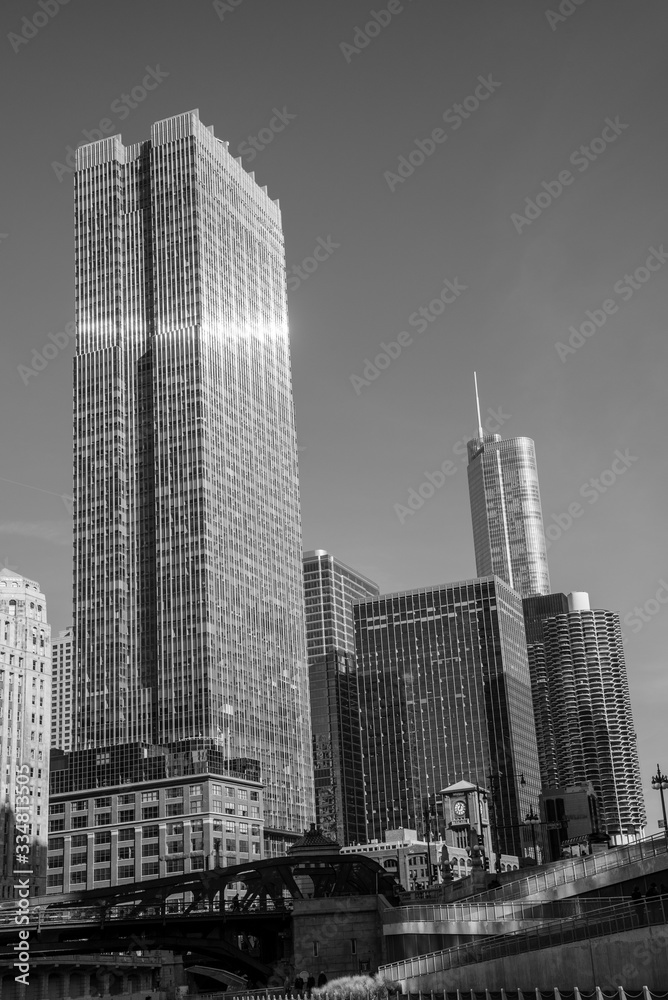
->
[51,625,74,752]
[0,570,51,897]
[354,577,541,858]
[467,382,550,598]
[522,593,570,789]
[541,593,646,841]
[303,550,379,844]
[72,110,314,846]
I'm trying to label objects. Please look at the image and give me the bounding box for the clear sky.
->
[0,0,666,832]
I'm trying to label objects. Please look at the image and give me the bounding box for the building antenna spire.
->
[474,371,484,439]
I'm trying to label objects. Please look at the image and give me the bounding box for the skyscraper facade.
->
[51,626,74,752]
[0,571,51,897]
[542,594,646,841]
[73,110,314,846]
[354,577,541,857]
[467,434,550,598]
[303,550,379,844]
[522,593,570,790]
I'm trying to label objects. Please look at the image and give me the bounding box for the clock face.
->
[453,800,466,818]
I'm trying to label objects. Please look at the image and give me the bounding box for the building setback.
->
[542,593,646,841]
[467,433,550,598]
[0,571,51,897]
[303,550,379,845]
[72,110,314,849]
[354,577,541,858]
[51,626,74,753]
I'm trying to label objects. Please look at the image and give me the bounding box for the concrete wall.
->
[398,924,668,992]
[292,895,392,982]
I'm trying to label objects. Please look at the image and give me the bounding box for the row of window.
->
[48,819,260,851]
[50,786,259,811]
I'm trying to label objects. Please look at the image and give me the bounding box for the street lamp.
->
[651,764,668,842]
[423,797,436,886]
[525,806,540,862]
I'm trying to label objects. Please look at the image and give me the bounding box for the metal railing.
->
[384,896,626,926]
[379,894,668,983]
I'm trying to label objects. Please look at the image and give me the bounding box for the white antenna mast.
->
[474,371,484,438]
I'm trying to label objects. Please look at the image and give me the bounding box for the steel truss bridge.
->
[0,854,398,982]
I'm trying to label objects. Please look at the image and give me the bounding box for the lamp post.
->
[486,771,502,872]
[423,798,436,886]
[651,764,668,842]
[525,806,540,862]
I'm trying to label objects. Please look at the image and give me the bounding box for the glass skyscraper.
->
[354,577,541,858]
[72,110,314,845]
[303,550,379,844]
[467,434,550,598]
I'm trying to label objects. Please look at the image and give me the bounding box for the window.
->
[191,837,203,852]
[118,794,135,805]
[213,819,223,832]
[71,800,87,812]
[313,942,319,957]
[118,828,135,842]
[94,831,111,845]
[225,802,235,814]
[351,939,357,955]
[94,849,111,864]
[94,797,111,808]
[48,838,64,852]
[166,858,184,873]
[48,819,64,832]
[191,801,202,813]
[251,824,260,837]
[225,821,235,833]
[211,784,221,796]
[191,819,203,832]
[93,868,111,882]
[189,784,202,795]
[71,834,87,849]
[142,843,159,857]
[95,813,111,826]
[211,799,222,813]
[142,806,159,820]
[71,815,88,829]
[251,807,260,818]
[118,864,135,879]
[118,809,135,823]
[239,840,249,854]
[225,786,235,797]
[142,862,159,877]
[252,842,261,855]
[238,789,248,800]
[70,871,87,885]
[239,806,248,817]
[166,822,183,836]
[47,874,63,888]
[49,803,65,814]
[239,823,248,835]
[118,846,134,860]
[141,791,159,802]
[167,841,183,855]
[250,791,259,801]
[166,787,183,798]
[166,803,183,817]
[142,826,159,839]
[191,855,204,870]
[70,852,87,866]
[226,838,236,852]
[48,856,64,869]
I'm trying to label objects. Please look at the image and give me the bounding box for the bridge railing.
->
[379,894,668,983]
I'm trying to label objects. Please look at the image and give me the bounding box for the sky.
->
[0,0,666,831]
